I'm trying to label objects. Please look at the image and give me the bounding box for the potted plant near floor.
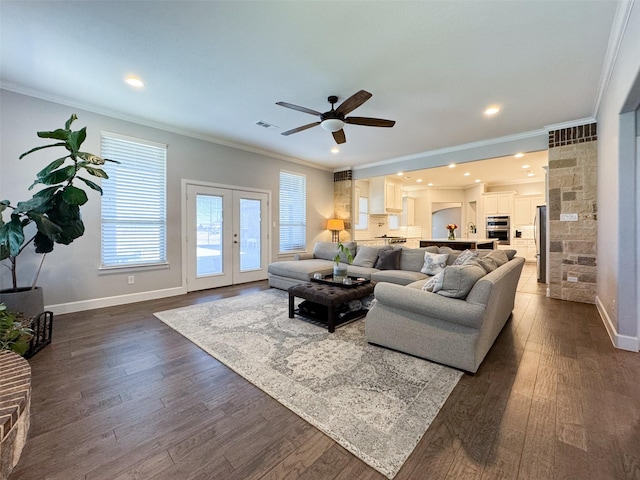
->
[0,303,33,356]
[0,114,116,317]
[333,242,354,280]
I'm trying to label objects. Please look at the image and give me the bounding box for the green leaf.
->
[37,128,70,141]
[66,127,86,153]
[61,186,88,206]
[0,216,25,257]
[14,197,47,214]
[77,176,103,194]
[36,157,67,179]
[19,142,66,159]
[35,165,76,187]
[32,186,60,201]
[27,212,62,237]
[33,231,54,254]
[64,114,78,130]
[83,166,108,179]
[77,152,107,165]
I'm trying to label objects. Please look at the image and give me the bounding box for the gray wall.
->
[0,90,334,310]
[596,3,640,349]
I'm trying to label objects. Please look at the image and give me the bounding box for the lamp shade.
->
[327,218,345,231]
[320,118,345,133]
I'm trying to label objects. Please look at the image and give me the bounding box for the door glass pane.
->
[239,198,261,271]
[196,194,223,276]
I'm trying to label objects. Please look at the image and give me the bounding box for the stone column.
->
[333,170,353,242]
[547,123,597,303]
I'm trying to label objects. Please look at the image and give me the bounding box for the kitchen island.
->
[419,238,497,250]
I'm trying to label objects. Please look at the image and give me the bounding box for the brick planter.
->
[0,350,31,480]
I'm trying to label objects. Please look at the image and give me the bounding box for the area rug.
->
[154,289,462,479]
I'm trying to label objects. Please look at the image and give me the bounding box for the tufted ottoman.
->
[288,281,375,333]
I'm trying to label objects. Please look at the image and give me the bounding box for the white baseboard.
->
[595,296,639,352]
[46,286,187,315]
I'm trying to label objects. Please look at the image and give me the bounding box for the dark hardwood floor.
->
[8,264,640,480]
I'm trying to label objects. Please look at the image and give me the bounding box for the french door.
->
[186,183,269,291]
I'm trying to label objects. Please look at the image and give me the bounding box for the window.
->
[100,133,167,268]
[356,196,368,230]
[279,170,306,253]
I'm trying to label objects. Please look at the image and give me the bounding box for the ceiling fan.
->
[276,90,395,144]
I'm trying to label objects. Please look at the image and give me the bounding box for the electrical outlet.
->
[567,276,578,283]
[128,275,135,285]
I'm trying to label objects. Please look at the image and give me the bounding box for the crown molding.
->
[1,84,333,172]
[352,128,547,171]
[544,116,597,132]
[592,0,636,118]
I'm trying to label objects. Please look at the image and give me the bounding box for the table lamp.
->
[327,218,344,243]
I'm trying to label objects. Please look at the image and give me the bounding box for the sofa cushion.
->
[400,247,439,272]
[371,269,428,286]
[420,251,449,275]
[485,249,509,266]
[352,245,390,268]
[375,248,401,270]
[465,256,498,273]
[453,249,478,265]
[312,241,357,262]
[437,246,462,265]
[267,259,333,281]
[434,264,487,299]
[345,264,378,279]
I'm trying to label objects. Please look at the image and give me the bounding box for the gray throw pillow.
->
[375,249,401,270]
[400,247,436,272]
[453,249,478,265]
[313,241,339,261]
[434,264,487,299]
[420,251,449,275]
[464,256,498,273]
[353,245,389,268]
[486,249,509,266]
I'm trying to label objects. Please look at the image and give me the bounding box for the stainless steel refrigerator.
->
[535,205,547,283]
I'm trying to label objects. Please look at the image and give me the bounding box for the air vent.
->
[255,121,278,130]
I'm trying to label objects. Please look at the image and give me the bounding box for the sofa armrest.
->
[373,282,485,329]
[294,253,315,261]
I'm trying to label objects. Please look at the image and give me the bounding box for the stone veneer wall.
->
[333,170,353,242]
[547,123,597,303]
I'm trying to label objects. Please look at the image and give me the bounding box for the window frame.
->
[100,132,168,271]
[278,170,307,254]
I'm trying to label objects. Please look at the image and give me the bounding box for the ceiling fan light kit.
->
[276,90,395,145]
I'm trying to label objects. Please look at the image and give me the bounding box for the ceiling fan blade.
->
[345,117,396,128]
[335,90,372,115]
[332,129,346,144]
[276,101,322,117]
[281,122,321,136]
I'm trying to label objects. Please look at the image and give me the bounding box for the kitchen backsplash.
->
[355,215,422,240]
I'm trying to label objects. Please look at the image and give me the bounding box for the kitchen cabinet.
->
[370,177,403,214]
[401,197,415,226]
[483,192,513,215]
[512,238,537,262]
[513,195,545,226]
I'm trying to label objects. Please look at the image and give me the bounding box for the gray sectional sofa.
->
[268,241,524,373]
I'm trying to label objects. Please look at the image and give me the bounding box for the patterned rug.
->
[154,289,462,479]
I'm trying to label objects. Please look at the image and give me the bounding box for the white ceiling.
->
[0,1,619,177]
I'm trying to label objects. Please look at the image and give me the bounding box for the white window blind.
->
[101,133,167,268]
[356,196,368,230]
[279,170,306,253]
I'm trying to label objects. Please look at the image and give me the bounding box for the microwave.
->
[486,216,510,229]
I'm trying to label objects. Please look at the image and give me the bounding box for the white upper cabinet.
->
[370,177,403,213]
[483,192,513,215]
[513,195,545,226]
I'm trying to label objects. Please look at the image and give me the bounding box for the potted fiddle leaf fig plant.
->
[0,114,117,317]
[333,242,354,280]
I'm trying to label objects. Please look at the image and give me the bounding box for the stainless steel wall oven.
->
[486,216,510,245]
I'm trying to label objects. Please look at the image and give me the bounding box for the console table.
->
[419,238,497,250]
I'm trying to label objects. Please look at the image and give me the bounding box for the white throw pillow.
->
[420,251,449,275]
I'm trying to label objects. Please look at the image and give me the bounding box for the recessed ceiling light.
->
[330,147,339,154]
[125,75,145,88]
[521,164,530,169]
[397,171,403,176]
[448,163,456,168]
[484,106,500,116]
[514,153,524,158]
[416,179,423,183]
[475,179,481,183]
[427,182,434,187]
[463,172,470,176]
[527,172,535,177]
